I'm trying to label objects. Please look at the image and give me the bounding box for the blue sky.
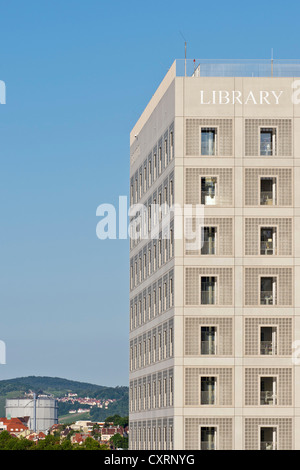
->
[0,0,299,387]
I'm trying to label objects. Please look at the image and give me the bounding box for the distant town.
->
[58,393,117,414]
[0,384,128,449]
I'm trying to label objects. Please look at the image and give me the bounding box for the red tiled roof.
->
[0,417,28,433]
[101,427,123,435]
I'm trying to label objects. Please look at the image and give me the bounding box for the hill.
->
[0,376,128,421]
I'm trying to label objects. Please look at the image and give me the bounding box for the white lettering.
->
[232,90,242,104]
[219,90,230,104]
[260,91,270,104]
[271,90,283,104]
[199,89,284,105]
[200,90,211,105]
[244,91,257,105]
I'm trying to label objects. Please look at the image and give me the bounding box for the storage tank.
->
[5,396,58,433]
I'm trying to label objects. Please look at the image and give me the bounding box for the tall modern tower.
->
[129,59,300,450]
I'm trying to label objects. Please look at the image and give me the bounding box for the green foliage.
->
[61,439,73,450]
[109,433,128,449]
[0,376,129,418]
[91,423,100,437]
[104,414,128,427]
[0,431,15,450]
[0,429,112,450]
[0,431,35,450]
[0,430,12,446]
[89,391,129,422]
[82,437,101,450]
[0,376,128,399]
[58,401,77,416]
[36,434,61,450]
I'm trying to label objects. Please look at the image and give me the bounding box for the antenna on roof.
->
[179,31,187,76]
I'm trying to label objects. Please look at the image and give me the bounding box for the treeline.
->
[0,376,128,400]
[0,431,110,450]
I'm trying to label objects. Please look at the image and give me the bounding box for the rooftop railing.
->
[175,59,300,77]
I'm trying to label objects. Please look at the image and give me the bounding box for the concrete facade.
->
[129,60,300,450]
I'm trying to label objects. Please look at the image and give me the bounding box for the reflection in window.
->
[260,326,277,355]
[201,377,216,405]
[260,177,277,205]
[260,128,276,156]
[260,277,277,305]
[260,227,276,255]
[201,276,216,305]
[201,128,217,156]
[201,326,217,355]
[201,177,217,205]
[201,227,217,255]
[260,427,277,450]
[200,427,216,450]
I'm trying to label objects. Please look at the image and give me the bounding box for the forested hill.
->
[0,376,128,420]
[0,376,127,398]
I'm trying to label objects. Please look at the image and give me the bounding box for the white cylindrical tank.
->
[5,397,58,433]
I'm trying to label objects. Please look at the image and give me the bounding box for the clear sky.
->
[0,0,299,387]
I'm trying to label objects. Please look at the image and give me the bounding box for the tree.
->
[110,433,125,449]
[0,431,14,450]
[121,436,128,449]
[91,423,100,438]
[9,437,35,450]
[61,439,72,450]
[36,434,61,450]
[82,437,102,450]
[104,414,128,428]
